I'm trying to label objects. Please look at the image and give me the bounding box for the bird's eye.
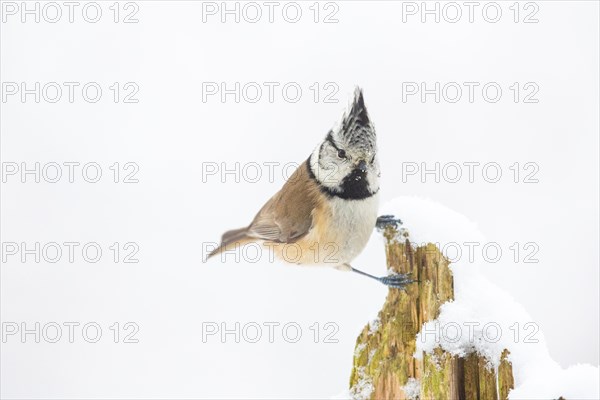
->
[337,149,347,159]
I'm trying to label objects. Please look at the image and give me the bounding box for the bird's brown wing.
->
[247,159,323,243]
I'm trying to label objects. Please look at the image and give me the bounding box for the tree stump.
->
[349,223,514,399]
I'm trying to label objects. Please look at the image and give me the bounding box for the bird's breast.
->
[292,193,380,267]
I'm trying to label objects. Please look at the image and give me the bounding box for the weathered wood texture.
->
[349,226,514,399]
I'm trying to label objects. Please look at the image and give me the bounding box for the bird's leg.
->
[347,265,416,289]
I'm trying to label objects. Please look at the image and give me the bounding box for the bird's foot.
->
[376,214,402,231]
[350,267,416,290]
[378,273,416,289]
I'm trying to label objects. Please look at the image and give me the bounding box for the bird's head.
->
[309,88,380,200]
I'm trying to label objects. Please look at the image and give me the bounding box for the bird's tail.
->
[206,227,251,260]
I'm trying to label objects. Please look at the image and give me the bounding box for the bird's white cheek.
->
[314,164,342,187]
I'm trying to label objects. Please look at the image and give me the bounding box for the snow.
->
[367,318,380,334]
[402,377,420,400]
[380,196,600,399]
[348,367,374,400]
[354,343,366,359]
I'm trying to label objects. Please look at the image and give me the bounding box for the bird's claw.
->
[376,215,402,231]
[379,273,416,289]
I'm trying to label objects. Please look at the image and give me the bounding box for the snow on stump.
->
[349,222,515,399]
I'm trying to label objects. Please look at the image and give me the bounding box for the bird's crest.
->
[335,87,376,153]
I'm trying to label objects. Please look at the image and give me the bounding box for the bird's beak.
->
[357,160,368,173]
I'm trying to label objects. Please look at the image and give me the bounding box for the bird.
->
[207,88,413,288]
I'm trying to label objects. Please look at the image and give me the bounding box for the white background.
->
[1,1,598,398]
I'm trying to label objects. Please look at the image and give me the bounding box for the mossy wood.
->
[349,225,514,399]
